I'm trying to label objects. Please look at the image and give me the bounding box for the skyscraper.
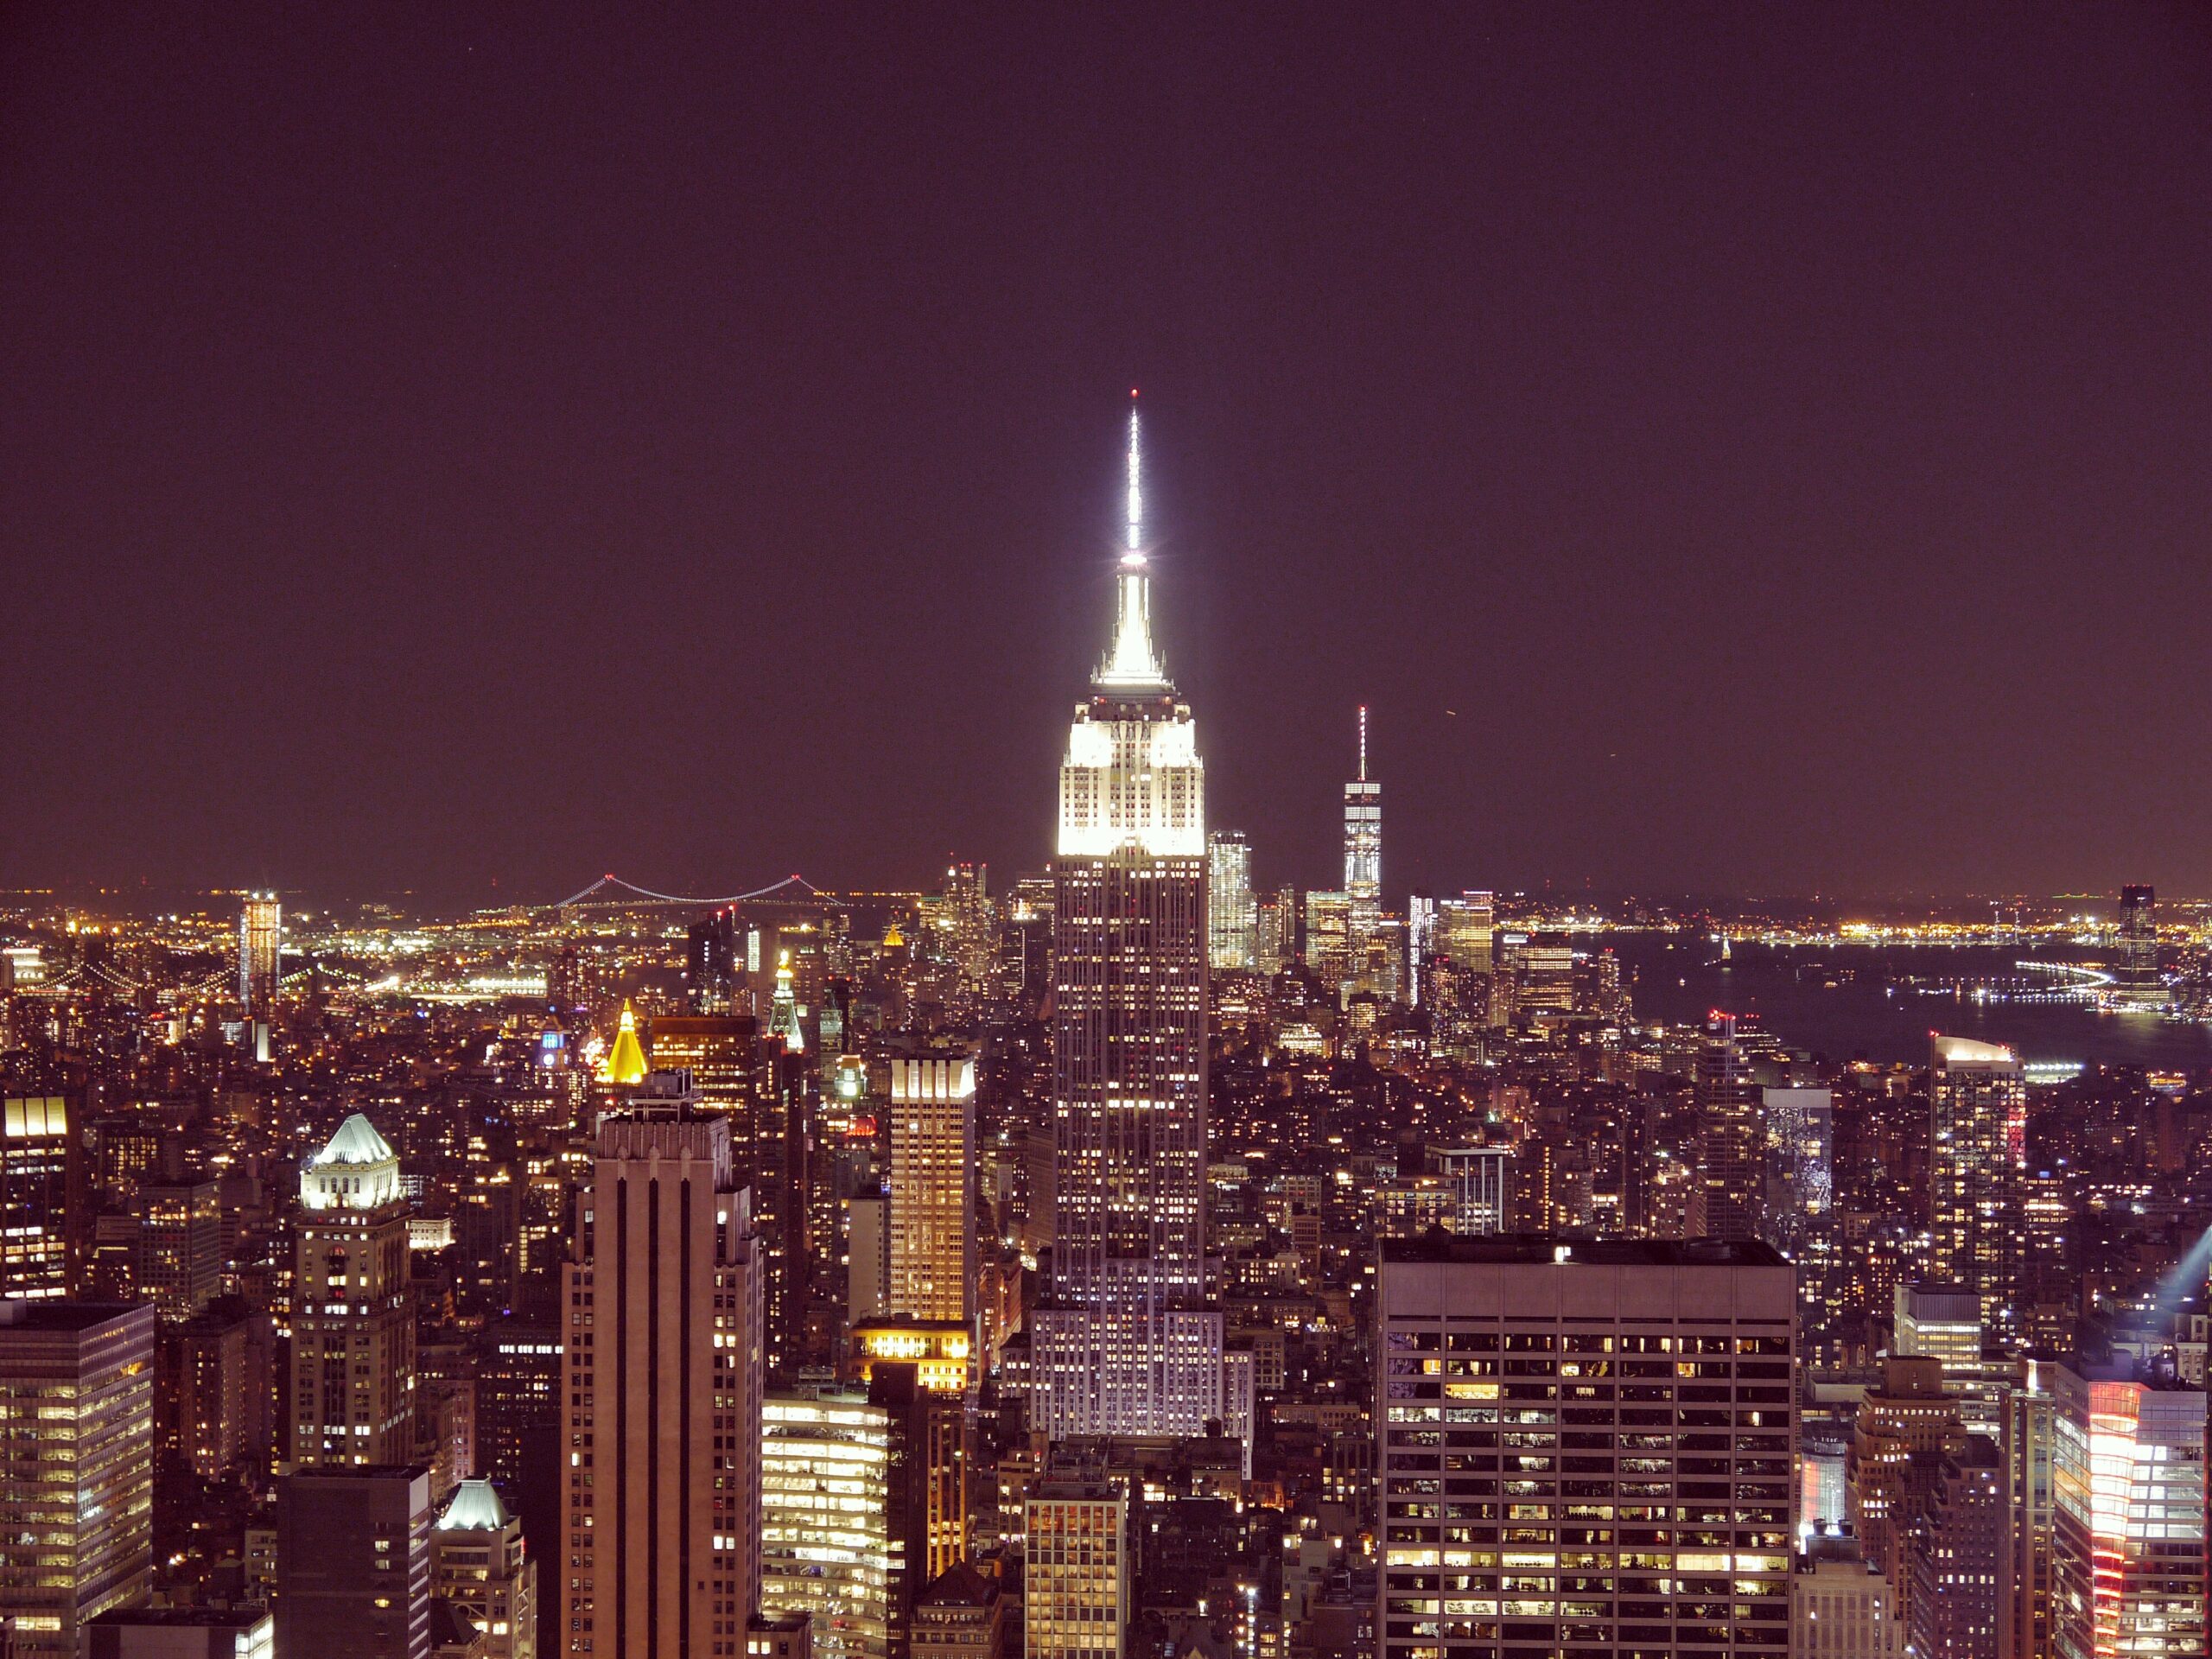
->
[1206,830,1255,972]
[0,1093,82,1298]
[887,1054,975,1327]
[1374,1236,1796,1659]
[1024,1473,1129,1659]
[1693,1013,1766,1243]
[238,892,282,1014]
[1929,1035,2025,1343]
[0,1301,156,1659]
[759,1388,891,1659]
[1344,704,1380,900]
[2114,885,2160,1008]
[2049,1363,2205,1659]
[563,1092,764,1659]
[1031,399,1237,1449]
[291,1115,416,1468]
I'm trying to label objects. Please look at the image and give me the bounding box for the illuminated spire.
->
[1125,391,1143,554]
[601,1000,648,1085]
[1097,391,1168,690]
[1358,705,1369,783]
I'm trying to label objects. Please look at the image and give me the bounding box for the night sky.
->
[7,7,2212,907]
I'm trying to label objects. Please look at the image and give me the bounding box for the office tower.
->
[1206,831,1255,972]
[689,910,746,1014]
[134,1179,222,1319]
[0,1094,81,1298]
[1427,1146,1510,1235]
[0,1301,156,1659]
[1999,1361,2056,1659]
[2115,885,2160,1007]
[434,1480,539,1659]
[1374,1236,1796,1659]
[563,1097,765,1659]
[869,1363,966,1657]
[1928,1035,2025,1344]
[473,1319,562,1559]
[910,1567,1005,1659]
[649,1015,804,1372]
[887,1055,975,1326]
[547,945,596,1019]
[1024,1474,1129,1659]
[1847,1357,1966,1600]
[1691,1014,1764,1242]
[2049,1363,2206,1659]
[1893,1282,1982,1376]
[760,1389,891,1659]
[1031,400,1235,1450]
[1254,884,1296,977]
[85,1608,275,1659]
[1907,1436,2004,1658]
[1301,891,1352,993]
[291,1114,416,1468]
[1760,1087,1832,1258]
[238,892,282,1014]
[1789,1538,1904,1657]
[944,862,994,995]
[1432,893,1495,1054]
[1344,704,1381,900]
[276,1464,434,1659]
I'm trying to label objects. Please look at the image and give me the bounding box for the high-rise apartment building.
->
[176,1302,270,1478]
[2049,1363,2205,1659]
[1929,1035,2025,1344]
[1031,402,1237,1451]
[1907,1436,2005,1658]
[434,1479,539,1659]
[563,1097,765,1659]
[1847,1357,1966,1604]
[1024,1474,1129,1659]
[0,1301,156,1659]
[276,1464,434,1659]
[1207,830,1255,972]
[0,1094,82,1298]
[1999,1359,2056,1659]
[1759,1087,1831,1258]
[1375,1236,1796,1659]
[887,1054,975,1327]
[760,1389,891,1659]
[1432,893,1496,1054]
[292,1115,416,1468]
[473,1318,562,1560]
[1693,1014,1765,1243]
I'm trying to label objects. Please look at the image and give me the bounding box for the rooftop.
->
[0,1300,149,1333]
[436,1478,513,1532]
[1381,1232,1789,1268]
[314,1112,397,1166]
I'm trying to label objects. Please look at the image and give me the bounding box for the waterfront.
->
[1608,932,2212,1071]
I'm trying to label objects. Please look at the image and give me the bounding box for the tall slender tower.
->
[563,1084,764,1659]
[1343,706,1380,901]
[1031,397,1239,1448]
[290,1115,416,1468]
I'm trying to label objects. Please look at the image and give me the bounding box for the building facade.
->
[0,1301,156,1659]
[887,1055,975,1327]
[1031,403,1236,1451]
[276,1464,434,1659]
[1928,1036,2026,1344]
[1375,1236,1796,1659]
[760,1389,890,1659]
[563,1102,765,1658]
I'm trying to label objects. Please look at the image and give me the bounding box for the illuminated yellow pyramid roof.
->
[601,1001,648,1085]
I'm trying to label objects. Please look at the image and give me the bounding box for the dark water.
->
[1609,933,2212,1071]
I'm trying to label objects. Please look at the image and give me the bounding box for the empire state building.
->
[1030,398,1250,1458]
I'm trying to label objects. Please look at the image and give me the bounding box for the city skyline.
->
[9,9,2212,902]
